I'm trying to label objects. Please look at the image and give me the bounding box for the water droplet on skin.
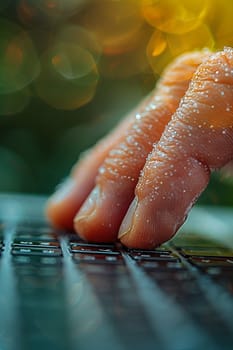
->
[99,166,105,174]
[149,103,156,110]
[135,113,141,120]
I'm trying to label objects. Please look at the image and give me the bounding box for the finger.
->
[74,50,210,242]
[119,47,233,249]
[46,96,151,229]
[46,50,207,230]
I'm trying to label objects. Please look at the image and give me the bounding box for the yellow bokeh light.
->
[142,0,210,35]
[99,25,152,79]
[80,0,144,55]
[147,24,214,75]
[205,0,233,49]
[1,0,233,117]
[150,30,167,57]
[35,43,99,110]
[167,24,214,57]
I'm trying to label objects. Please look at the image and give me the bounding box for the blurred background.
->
[1,0,233,205]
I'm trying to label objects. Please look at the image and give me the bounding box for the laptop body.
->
[0,193,232,350]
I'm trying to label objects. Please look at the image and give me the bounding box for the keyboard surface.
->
[0,194,232,350]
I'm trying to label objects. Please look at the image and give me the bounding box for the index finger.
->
[119,47,233,249]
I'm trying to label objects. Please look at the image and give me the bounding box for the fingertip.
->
[46,178,89,230]
[119,217,174,250]
[73,216,116,243]
[118,198,166,249]
[73,186,121,243]
[73,186,102,241]
[73,215,117,243]
[45,199,76,231]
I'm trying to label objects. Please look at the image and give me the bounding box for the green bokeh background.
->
[0,0,233,207]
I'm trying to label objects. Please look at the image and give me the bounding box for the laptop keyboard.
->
[1,221,230,298]
[0,221,231,292]
[0,220,232,350]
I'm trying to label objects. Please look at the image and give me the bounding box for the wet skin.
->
[46,48,233,249]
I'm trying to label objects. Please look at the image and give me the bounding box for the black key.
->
[70,241,115,249]
[127,246,171,254]
[12,255,63,266]
[70,244,120,255]
[180,247,233,258]
[138,260,184,270]
[189,257,233,268]
[11,246,62,257]
[13,239,60,248]
[14,232,59,242]
[172,233,223,248]
[72,253,123,264]
[129,251,178,262]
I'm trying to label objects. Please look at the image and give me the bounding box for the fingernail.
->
[49,178,75,203]
[74,186,100,222]
[118,197,138,239]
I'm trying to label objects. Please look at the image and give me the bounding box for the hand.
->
[46,48,233,249]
